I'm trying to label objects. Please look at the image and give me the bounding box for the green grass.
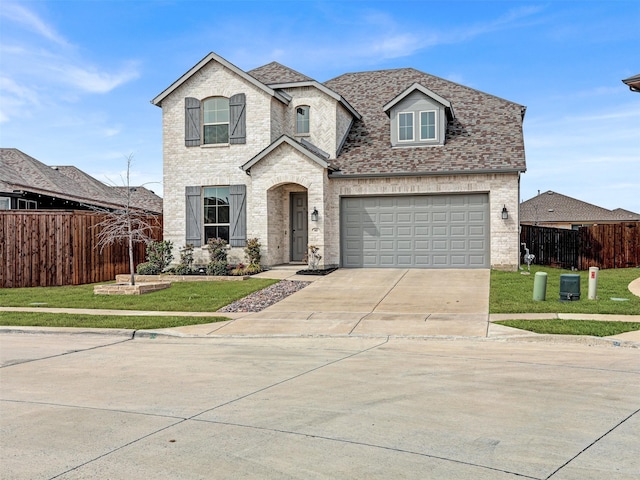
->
[494,319,640,337]
[0,278,278,312]
[0,312,229,330]
[490,266,640,315]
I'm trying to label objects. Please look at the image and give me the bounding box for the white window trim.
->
[419,110,438,141]
[203,186,231,243]
[397,111,414,142]
[295,105,310,136]
[202,97,230,145]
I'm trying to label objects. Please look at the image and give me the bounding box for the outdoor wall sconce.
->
[501,205,509,220]
[311,207,319,222]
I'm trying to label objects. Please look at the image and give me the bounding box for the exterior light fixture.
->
[501,205,508,220]
[311,207,319,222]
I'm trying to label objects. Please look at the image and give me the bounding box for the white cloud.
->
[55,63,140,94]
[0,2,69,46]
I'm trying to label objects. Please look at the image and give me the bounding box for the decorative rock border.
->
[94,282,171,295]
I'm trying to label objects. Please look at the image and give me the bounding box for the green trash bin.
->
[560,274,580,301]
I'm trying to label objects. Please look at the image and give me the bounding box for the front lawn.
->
[0,278,279,312]
[490,266,640,315]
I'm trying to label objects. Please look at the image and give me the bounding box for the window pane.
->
[420,111,436,140]
[296,106,309,134]
[203,98,229,123]
[204,205,217,224]
[399,112,413,141]
[204,124,229,144]
[205,226,229,243]
[218,205,229,223]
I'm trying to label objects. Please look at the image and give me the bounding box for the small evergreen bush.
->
[136,262,159,275]
[174,244,195,274]
[207,260,229,276]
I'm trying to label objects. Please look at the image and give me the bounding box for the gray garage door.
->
[341,194,489,268]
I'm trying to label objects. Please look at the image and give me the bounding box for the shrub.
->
[245,238,261,265]
[174,244,195,274]
[207,260,229,276]
[136,262,159,275]
[207,238,228,263]
[145,240,174,272]
[244,263,263,275]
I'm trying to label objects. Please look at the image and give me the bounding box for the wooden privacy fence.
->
[0,211,162,288]
[521,223,640,270]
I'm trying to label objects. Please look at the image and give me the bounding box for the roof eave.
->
[329,167,525,179]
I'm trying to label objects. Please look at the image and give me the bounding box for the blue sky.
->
[1,0,639,213]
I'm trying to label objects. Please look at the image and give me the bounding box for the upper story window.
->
[420,111,436,141]
[203,97,230,144]
[398,112,414,142]
[296,106,310,135]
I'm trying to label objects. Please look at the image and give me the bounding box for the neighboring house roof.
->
[0,148,162,214]
[520,190,640,224]
[622,73,640,92]
[151,52,291,106]
[324,68,527,176]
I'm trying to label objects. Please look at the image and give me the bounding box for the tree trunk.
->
[129,233,135,285]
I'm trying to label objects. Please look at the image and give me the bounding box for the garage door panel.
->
[341,194,489,268]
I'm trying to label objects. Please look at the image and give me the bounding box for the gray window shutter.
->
[229,93,246,144]
[185,97,201,147]
[185,186,202,247]
[229,184,247,247]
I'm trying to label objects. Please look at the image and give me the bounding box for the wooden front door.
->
[290,193,308,262]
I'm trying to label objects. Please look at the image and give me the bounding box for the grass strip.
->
[495,319,640,337]
[0,312,229,330]
[0,278,279,312]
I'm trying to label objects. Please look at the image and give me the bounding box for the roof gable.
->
[383,82,454,120]
[241,135,331,173]
[151,52,290,106]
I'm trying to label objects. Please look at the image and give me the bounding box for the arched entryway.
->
[265,183,308,265]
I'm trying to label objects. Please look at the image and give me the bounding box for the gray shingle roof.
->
[248,62,314,85]
[0,148,162,213]
[520,190,640,223]
[324,68,526,176]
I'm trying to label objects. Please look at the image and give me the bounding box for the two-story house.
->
[152,52,526,270]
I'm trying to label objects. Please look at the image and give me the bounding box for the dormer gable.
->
[383,83,454,147]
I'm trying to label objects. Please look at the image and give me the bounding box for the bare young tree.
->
[93,154,160,285]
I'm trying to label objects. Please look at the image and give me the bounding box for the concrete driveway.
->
[208,268,491,337]
[1,332,638,479]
